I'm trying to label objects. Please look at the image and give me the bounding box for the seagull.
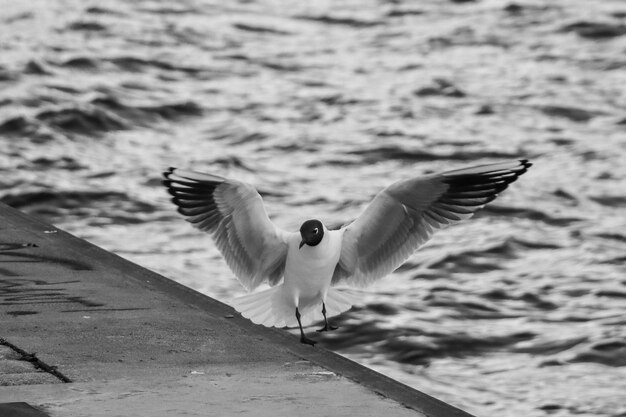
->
[163,160,531,345]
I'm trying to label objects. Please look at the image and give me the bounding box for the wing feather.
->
[163,168,289,290]
[332,160,531,286]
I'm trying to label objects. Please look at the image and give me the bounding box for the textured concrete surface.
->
[0,203,474,417]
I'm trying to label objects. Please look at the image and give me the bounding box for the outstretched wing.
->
[332,160,532,287]
[163,168,289,291]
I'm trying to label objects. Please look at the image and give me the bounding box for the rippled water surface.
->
[2,0,626,415]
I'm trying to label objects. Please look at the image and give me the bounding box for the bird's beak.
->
[299,240,305,249]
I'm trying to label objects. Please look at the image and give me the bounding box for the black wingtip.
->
[162,167,177,187]
[517,159,532,176]
[519,159,532,168]
[163,167,176,178]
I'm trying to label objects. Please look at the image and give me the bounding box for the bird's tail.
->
[322,287,359,319]
[231,285,358,329]
[294,287,359,327]
[231,285,296,328]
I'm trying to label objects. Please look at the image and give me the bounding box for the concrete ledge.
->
[0,202,474,417]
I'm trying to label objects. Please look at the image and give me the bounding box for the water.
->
[2,0,626,415]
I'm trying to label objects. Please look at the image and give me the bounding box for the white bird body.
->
[163,160,532,344]
[283,227,343,309]
[229,227,352,331]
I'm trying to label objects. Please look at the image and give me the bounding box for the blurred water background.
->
[1,0,626,415]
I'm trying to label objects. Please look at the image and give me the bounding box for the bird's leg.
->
[316,302,338,332]
[295,307,316,346]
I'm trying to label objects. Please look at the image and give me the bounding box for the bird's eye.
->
[313,228,319,234]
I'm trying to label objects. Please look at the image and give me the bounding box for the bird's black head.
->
[299,219,324,249]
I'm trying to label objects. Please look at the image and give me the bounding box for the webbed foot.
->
[300,335,317,346]
[316,324,338,332]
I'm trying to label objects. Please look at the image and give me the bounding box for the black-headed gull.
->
[163,160,531,345]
